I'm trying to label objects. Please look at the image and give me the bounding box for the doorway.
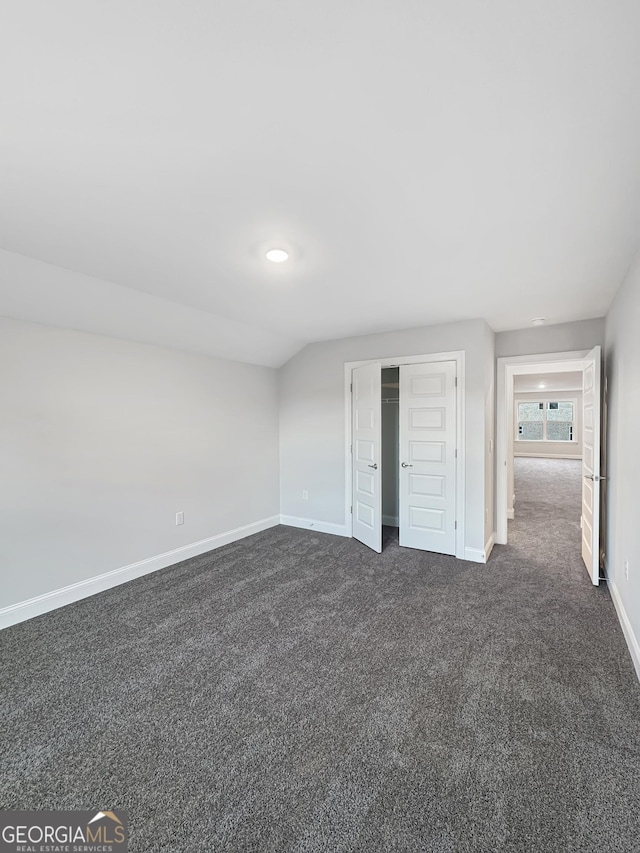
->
[511,370,584,566]
[496,348,602,585]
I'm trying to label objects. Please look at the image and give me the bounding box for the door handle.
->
[584,474,607,481]
[367,463,378,470]
[401,462,413,468]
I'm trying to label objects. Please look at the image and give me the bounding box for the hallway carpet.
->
[2,458,639,852]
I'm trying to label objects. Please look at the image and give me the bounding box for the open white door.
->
[581,345,601,585]
[352,362,382,553]
[399,361,457,555]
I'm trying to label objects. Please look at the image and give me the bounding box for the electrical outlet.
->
[625,559,629,580]
[302,490,309,500]
[176,511,184,526]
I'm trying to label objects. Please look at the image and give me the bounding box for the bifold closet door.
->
[399,361,456,555]
[352,362,382,553]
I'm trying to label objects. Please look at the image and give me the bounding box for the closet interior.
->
[381,367,399,530]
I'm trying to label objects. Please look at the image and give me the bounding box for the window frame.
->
[514,396,578,443]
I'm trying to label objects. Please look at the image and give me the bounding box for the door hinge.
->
[350,444,352,454]
[454,377,458,387]
[454,449,457,458]
[350,505,353,514]
[455,521,457,530]
[350,383,353,392]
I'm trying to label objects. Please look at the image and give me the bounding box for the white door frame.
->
[496,350,588,545]
[344,350,465,559]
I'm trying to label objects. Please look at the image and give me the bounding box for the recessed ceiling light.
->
[538,383,546,389]
[265,248,289,263]
[531,317,546,326]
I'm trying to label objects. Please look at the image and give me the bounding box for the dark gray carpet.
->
[2,458,639,852]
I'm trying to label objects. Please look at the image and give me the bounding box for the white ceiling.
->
[514,371,583,393]
[2,1,640,366]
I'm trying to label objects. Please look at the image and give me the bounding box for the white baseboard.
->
[280,515,349,538]
[485,533,495,561]
[608,578,640,683]
[0,515,280,631]
[382,514,399,527]
[464,546,487,564]
[507,509,515,520]
[514,452,582,460]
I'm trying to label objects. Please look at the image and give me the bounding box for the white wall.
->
[279,319,494,558]
[0,317,280,613]
[496,318,604,358]
[513,391,583,459]
[604,249,640,678]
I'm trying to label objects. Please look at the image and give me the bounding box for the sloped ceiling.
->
[1,1,640,366]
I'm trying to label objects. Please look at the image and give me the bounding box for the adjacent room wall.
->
[0,317,280,617]
[279,319,494,560]
[604,249,640,678]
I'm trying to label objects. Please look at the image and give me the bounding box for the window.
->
[517,401,544,440]
[545,401,574,441]
[517,400,575,442]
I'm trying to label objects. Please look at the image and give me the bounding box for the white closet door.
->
[399,361,456,554]
[352,362,382,553]
[581,345,601,585]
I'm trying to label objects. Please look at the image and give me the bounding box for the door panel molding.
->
[399,361,457,555]
[351,361,382,552]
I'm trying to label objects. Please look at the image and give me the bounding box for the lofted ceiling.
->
[2,1,640,366]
